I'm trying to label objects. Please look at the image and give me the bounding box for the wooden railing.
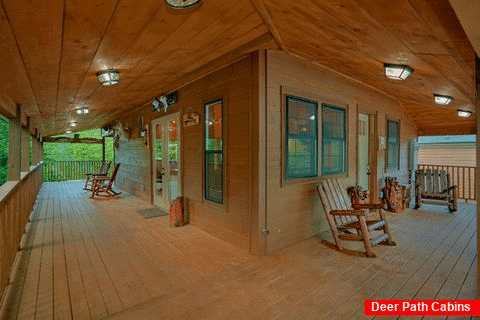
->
[43,160,105,182]
[417,164,476,201]
[0,162,43,304]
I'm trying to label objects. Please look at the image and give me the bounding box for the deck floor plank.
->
[0,182,476,320]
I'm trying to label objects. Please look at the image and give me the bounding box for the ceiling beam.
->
[42,136,103,144]
[249,0,287,51]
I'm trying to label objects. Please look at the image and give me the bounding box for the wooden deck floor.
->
[0,181,476,320]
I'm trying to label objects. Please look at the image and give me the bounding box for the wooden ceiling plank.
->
[86,13,268,120]
[2,0,63,124]
[55,0,120,129]
[69,0,166,127]
[74,1,259,124]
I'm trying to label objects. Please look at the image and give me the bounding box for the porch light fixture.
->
[165,0,201,9]
[434,94,453,105]
[76,107,89,114]
[457,109,472,118]
[383,63,414,80]
[96,69,120,86]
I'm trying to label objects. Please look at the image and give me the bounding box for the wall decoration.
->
[151,92,178,113]
[378,135,386,150]
[183,111,200,127]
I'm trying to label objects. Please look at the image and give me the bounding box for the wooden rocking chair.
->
[90,163,121,198]
[316,177,396,257]
[84,161,111,190]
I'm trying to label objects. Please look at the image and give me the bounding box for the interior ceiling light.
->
[66,130,72,133]
[70,122,77,127]
[76,107,89,114]
[457,109,472,118]
[165,0,201,9]
[434,94,453,105]
[383,63,414,80]
[96,69,120,86]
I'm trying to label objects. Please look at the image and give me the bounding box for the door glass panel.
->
[168,119,180,201]
[154,123,164,204]
[358,113,370,190]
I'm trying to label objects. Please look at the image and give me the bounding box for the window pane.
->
[205,100,223,203]
[286,96,318,179]
[322,105,346,175]
[205,152,223,203]
[387,120,399,169]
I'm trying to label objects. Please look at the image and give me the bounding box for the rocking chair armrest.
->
[352,203,384,210]
[442,185,457,192]
[92,176,110,182]
[330,209,365,216]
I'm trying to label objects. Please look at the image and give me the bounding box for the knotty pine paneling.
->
[114,55,256,253]
[264,50,418,254]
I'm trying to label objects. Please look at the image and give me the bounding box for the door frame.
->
[357,108,378,201]
[151,112,182,211]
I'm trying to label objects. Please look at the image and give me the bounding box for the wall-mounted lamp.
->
[457,109,472,118]
[384,63,414,80]
[434,94,453,105]
[76,107,89,114]
[96,69,120,86]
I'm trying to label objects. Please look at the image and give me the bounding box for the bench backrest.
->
[416,169,450,194]
[317,177,355,228]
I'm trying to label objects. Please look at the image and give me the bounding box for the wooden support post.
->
[102,137,106,162]
[20,128,30,172]
[8,105,21,181]
[32,135,40,165]
[474,60,480,293]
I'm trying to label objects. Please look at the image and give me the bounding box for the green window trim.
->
[321,104,346,176]
[285,95,318,180]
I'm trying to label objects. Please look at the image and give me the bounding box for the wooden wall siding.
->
[114,56,256,253]
[115,137,152,204]
[418,144,476,167]
[0,162,43,305]
[264,50,417,254]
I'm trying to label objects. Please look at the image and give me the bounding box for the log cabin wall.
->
[264,50,418,253]
[114,55,257,253]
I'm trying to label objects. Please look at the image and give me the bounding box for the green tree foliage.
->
[0,117,8,186]
[43,129,114,162]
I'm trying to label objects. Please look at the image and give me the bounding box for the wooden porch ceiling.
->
[0,0,476,136]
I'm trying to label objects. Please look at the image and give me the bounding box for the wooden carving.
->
[383,177,403,213]
[347,186,369,205]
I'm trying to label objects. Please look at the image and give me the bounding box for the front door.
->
[357,113,371,190]
[152,113,181,211]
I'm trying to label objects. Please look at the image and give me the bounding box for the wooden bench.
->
[316,178,396,258]
[415,169,457,213]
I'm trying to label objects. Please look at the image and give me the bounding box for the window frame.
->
[321,103,347,176]
[203,98,225,205]
[386,119,400,171]
[284,95,319,180]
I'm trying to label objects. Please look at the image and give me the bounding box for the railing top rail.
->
[418,164,476,169]
[0,161,44,207]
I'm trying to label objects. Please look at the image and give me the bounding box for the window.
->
[285,96,318,179]
[322,104,346,175]
[386,120,399,170]
[204,100,223,203]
